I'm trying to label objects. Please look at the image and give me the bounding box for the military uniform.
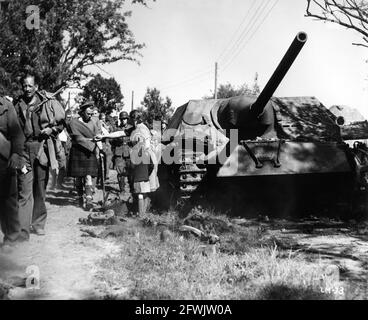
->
[14,91,65,235]
[66,111,101,207]
[111,114,133,201]
[0,96,26,244]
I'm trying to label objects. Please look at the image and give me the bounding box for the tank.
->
[158,32,368,217]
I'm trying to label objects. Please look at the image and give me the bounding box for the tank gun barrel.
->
[251,32,308,117]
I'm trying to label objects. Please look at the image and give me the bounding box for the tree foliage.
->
[81,74,123,113]
[139,87,173,126]
[0,0,154,96]
[305,0,368,48]
[204,80,260,99]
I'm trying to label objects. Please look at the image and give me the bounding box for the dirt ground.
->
[0,174,122,300]
[1,170,368,300]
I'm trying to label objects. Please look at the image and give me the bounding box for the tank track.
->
[178,150,207,200]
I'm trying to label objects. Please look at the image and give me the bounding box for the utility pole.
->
[67,92,71,111]
[214,62,218,99]
[131,90,134,111]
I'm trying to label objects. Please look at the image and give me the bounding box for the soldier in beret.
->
[66,101,102,209]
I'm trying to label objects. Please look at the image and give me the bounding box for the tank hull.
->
[203,171,356,218]
[157,136,368,217]
[217,141,351,177]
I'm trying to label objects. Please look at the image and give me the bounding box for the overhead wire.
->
[95,64,114,78]
[221,0,280,73]
[216,1,257,63]
[155,1,262,92]
[218,0,269,66]
[94,1,278,98]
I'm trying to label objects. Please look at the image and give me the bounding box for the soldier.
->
[66,101,102,209]
[0,95,26,247]
[110,111,133,202]
[14,73,65,237]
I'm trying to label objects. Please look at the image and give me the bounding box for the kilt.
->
[133,181,151,194]
[68,144,99,177]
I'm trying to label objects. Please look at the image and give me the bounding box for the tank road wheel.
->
[179,163,207,201]
[155,162,206,212]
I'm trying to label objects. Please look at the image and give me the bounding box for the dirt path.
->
[0,179,121,300]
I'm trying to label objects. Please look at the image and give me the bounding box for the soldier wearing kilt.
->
[66,101,102,209]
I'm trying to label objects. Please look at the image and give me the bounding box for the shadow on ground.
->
[256,283,331,300]
[0,254,24,279]
[46,190,78,207]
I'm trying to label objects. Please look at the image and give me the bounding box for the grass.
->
[95,209,346,300]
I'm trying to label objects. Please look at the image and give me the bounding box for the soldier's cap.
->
[119,111,129,119]
[80,100,94,111]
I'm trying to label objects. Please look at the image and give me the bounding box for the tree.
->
[81,74,123,113]
[0,0,155,97]
[204,73,260,99]
[140,87,173,127]
[204,81,260,99]
[305,0,368,48]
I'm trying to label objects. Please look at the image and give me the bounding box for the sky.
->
[87,0,368,118]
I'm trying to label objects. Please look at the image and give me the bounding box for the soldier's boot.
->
[76,183,84,208]
[118,175,131,202]
[78,197,84,208]
[56,167,67,189]
[117,175,125,193]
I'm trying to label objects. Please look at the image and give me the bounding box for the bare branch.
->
[352,42,368,47]
[305,0,368,47]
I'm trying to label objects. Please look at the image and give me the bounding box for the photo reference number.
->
[135,304,232,317]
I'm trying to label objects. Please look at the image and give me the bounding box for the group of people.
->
[67,101,161,213]
[0,72,164,249]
